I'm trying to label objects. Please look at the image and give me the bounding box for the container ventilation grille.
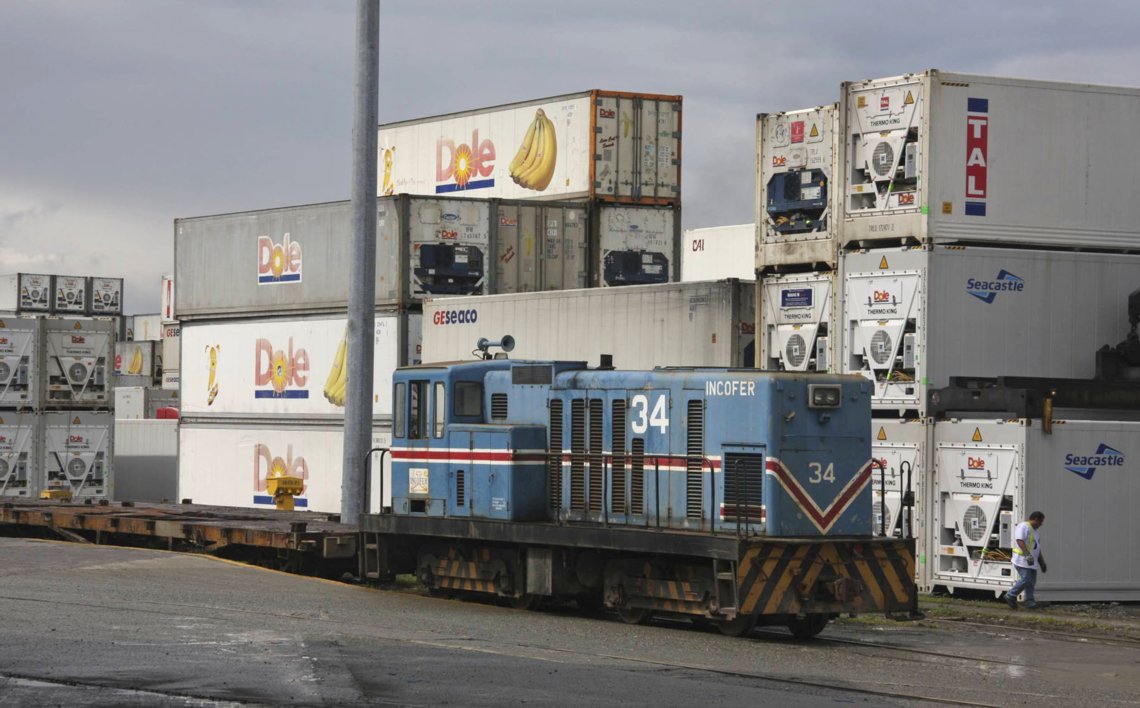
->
[869,330,893,366]
[785,334,807,368]
[872,141,895,177]
[686,400,704,519]
[963,505,988,543]
[611,400,626,514]
[570,400,585,511]
[68,363,89,383]
[588,399,604,513]
[491,393,508,420]
[549,399,563,510]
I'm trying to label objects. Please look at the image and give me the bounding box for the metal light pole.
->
[342,0,379,525]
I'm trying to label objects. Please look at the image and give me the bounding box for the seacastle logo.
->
[966,270,1023,304]
[1064,443,1124,480]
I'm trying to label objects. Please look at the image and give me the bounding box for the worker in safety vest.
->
[1006,510,1046,609]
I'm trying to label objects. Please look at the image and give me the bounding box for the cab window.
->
[394,383,406,438]
[455,381,483,418]
[433,382,446,438]
[408,380,429,440]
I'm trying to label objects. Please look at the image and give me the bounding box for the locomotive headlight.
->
[808,384,841,409]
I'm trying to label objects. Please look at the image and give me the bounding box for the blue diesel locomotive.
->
[360,352,916,637]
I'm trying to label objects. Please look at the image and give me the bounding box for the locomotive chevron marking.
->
[765,458,873,533]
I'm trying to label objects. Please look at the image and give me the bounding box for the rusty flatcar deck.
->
[0,500,358,564]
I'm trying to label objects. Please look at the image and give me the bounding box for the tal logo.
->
[436,130,496,194]
[966,270,1024,304]
[254,337,309,399]
[253,443,309,507]
[258,234,302,285]
[1064,443,1125,480]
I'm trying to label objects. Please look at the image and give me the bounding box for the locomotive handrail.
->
[900,459,913,540]
[364,447,391,515]
[871,457,887,537]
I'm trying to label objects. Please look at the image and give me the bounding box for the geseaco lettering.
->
[1064,453,1124,467]
[966,278,1025,293]
[433,309,478,326]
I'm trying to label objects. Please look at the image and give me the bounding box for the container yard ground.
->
[2,538,1138,707]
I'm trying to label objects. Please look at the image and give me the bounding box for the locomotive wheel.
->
[616,606,652,625]
[509,593,543,611]
[787,614,829,639]
[715,613,757,637]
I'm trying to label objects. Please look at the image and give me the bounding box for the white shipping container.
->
[42,317,115,408]
[682,224,754,282]
[162,335,180,392]
[42,411,113,500]
[758,271,837,373]
[378,90,681,204]
[0,412,39,498]
[88,277,124,316]
[114,419,178,503]
[932,417,1140,601]
[596,205,679,286]
[115,341,156,378]
[492,201,589,294]
[841,245,1140,415]
[395,197,492,301]
[0,273,52,313]
[423,280,755,369]
[180,312,421,419]
[0,316,41,409]
[757,105,839,269]
[871,419,931,589]
[178,421,392,513]
[53,275,88,315]
[841,71,1140,250]
[131,313,163,341]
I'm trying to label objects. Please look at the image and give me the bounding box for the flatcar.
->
[360,346,916,637]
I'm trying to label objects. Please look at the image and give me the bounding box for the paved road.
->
[0,538,1137,706]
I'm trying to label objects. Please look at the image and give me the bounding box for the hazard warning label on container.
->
[879,256,889,269]
[972,427,983,442]
[877,426,887,441]
[904,90,915,105]
[809,124,819,138]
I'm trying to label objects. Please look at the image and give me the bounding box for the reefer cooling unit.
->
[41,411,113,500]
[0,316,40,410]
[759,271,836,373]
[42,317,115,408]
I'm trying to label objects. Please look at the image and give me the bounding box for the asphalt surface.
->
[0,538,1137,707]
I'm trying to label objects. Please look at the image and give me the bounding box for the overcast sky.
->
[2,1,1138,314]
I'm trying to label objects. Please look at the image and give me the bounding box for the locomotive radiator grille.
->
[588,399,604,513]
[630,438,645,515]
[548,399,563,509]
[456,469,465,506]
[686,400,704,519]
[722,453,764,520]
[491,393,509,420]
[570,399,585,511]
[611,400,627,513]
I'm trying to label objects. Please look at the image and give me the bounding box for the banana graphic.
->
[206,345,220,406]
[382,147,396,196]
[127,346,143,375]
[509,108,557,191]
[323,328,348,407]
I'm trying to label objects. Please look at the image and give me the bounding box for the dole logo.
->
[257,234,302,285]
[436,129,495,194]
[69,435,85,444]
[598,107,616,119]
[872,290,892,304]
[967,456,986,471]
[254,337,309,399]
[71,335,86,344]
[253,443,309,507]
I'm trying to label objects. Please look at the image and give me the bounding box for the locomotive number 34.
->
[630,394,669,435]
[807,462,836,484]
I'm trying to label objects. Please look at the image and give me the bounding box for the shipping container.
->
[0,316,41,410]
[491,200,588,294]
[161,335,180,391]
[175,199,401,320]
[594,204,680,286]
[88,277,124,316]
[840,70,1140,250]
[42,411,113,500]
[422,280,755,369]
[757,105,839,269]
[130,313,164,341]
[41,317,115,409]
[871,419,931,590]
[53,275,88,315]
[180,312,421,419]
[114,386,178,420]
[0,412,39,498]
[0,274,52,314]
[841,245,1140,415]
[932,417,1140,601]
[378,90,681,205]
[682,224,754,282]
[758,271,837,373]
[178,420,391,513]
[114,419,178,503]
[392,196,492,301]
[114,341,156,379]
[161,275,176,322]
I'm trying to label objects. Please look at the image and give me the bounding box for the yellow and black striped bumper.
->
[737,539,915,617]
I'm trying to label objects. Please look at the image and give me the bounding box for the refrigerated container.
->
[53,276,88,315]
[758,271,837,373]
[841,245,1140,415]
[595,204,680,286]
[870,419,931,589]
[393,196,492,301]
[682,224,754,282]
[422,279,755,369]
[42,317,115,408]
[491,200,588,293]
[178,421,391,513]
[932,417,1140,601]
[42,411,113,500]
[757,105,839,269]
[840,71,1140,250]
[0,316,41,409]
[88,277,124,316]
[0,412,38,498]
[180,312,421,419]
[114,341,156,379]
[0,274,52,314]
[378,90,681,205]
